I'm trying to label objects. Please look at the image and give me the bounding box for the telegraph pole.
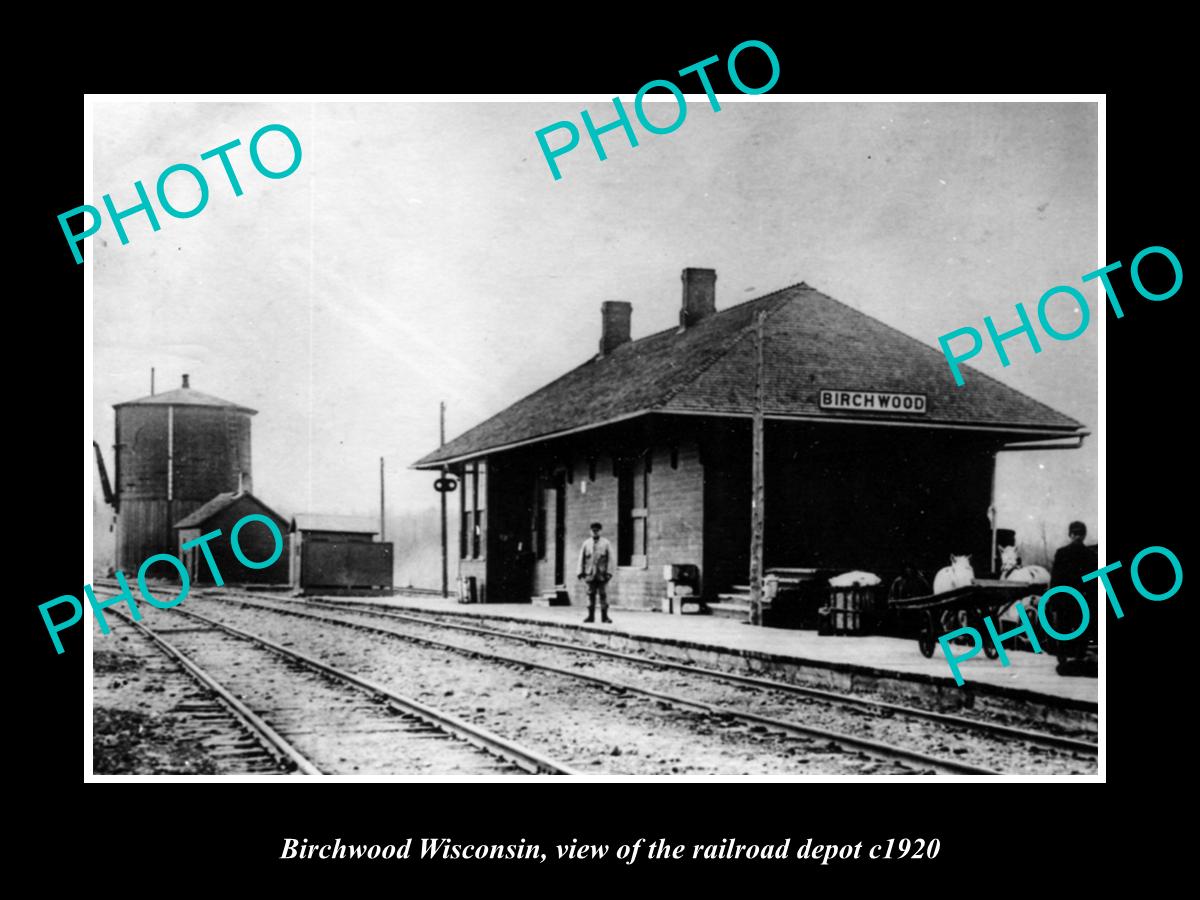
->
[440,401,449,598]
[749,310,766,626]
[379,457,386,541]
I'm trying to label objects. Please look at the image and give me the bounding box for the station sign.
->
[819,390,927,414]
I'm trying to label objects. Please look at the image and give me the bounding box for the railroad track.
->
[323,599,1099,755]
[99,611,305,774]
[98,600,576,776]
[195,588,1020,775]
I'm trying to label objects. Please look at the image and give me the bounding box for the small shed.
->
[174,491,290,585]
[290,514,394,593]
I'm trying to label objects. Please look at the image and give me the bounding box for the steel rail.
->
[158,604,579,776]
[204,591,1001,776]
[322,600,1098,755]
[108,607,322,775]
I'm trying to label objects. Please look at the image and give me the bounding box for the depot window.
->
[617,452,649,567]
[461,461,486,560]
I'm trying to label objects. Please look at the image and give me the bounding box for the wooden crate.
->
[822,586,879,635]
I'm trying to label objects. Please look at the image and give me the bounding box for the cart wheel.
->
[968,609,998,659]
[918,631,935,658]
[918,616,936,658]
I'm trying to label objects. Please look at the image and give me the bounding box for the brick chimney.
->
[599,301,632,355]
[680,268,717,328]
[181,373,190,389]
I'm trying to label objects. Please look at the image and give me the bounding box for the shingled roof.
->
[413,283,1085,468]
[115,387,257,414]
[174,491,286,529]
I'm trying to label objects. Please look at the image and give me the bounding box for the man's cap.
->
[590,521,603,530]
[1068,520,1087,535]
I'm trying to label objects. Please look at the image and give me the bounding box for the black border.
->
[22,30,1190,883]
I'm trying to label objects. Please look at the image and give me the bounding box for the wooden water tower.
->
[101,374,256,571]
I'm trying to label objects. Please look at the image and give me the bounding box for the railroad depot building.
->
[413,269,1087,610]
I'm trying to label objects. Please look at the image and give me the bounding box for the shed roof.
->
[414,282,1086,468]
[291,514,379,535]
[115,387,257,415]
[174,491,287,529]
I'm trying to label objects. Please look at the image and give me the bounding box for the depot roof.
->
[413,282,1086,468]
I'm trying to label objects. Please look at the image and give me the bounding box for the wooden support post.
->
[988,451,998,576]
[749,310,766,627]
[440,401,449,599]
[167,404,174,555]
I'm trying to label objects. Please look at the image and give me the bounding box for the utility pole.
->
[749,310,766,627]
[379,457,386,541]
[440,401,449,599]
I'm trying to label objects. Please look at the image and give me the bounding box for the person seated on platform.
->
[998,592,1042,651]
[889,562,932,605]
[997,546,1039,649]
[889,562,931,634]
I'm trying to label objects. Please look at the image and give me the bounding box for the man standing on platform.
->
[577,521,614,624]
[1050,520,1098,670]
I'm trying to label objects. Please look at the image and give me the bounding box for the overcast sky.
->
[91,99,1098,555]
